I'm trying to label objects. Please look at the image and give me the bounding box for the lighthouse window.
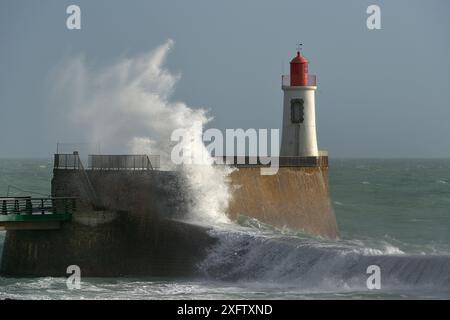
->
[291,99,304,124]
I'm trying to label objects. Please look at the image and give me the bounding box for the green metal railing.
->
[0,197,76,223]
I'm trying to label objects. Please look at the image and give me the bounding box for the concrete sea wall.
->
[228,166,338,238]
[1,164,338,276]
[1,218,214,277]
[1,170,215,277]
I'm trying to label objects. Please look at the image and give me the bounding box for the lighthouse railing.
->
[281,75,317,87]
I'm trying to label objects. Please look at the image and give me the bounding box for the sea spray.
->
[199,227,450,292]
[51,39,232,224]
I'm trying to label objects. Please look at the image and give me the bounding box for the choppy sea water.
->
[0,158,449,299]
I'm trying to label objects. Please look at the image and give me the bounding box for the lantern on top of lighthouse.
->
[280,47,319,157]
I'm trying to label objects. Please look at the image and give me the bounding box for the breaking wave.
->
[51,40,233,225]
[199,225,450,294]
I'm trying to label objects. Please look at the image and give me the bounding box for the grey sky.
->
[1,0,449,158]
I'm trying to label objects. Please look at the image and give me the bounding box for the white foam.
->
[52,39,232,225]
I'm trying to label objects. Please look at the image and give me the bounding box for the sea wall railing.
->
[55,153,327,169]
[54,154,160,170]
[54,153,82,169]
[214,155,328,168]
[88,154,160,170]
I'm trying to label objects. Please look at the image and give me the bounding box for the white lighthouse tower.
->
[280,49,319,157]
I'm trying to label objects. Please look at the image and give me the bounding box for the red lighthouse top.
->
[290,51,309,86]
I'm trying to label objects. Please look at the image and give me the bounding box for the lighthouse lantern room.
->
[280,48,319,157]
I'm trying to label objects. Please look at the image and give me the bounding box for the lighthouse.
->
[280,49,319,157]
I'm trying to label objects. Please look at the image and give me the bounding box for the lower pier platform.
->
[0,197,74,230]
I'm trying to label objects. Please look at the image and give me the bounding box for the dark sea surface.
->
[0,158,449,299]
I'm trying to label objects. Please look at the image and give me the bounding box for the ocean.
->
[0,158,449,299]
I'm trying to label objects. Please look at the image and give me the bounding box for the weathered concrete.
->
[1,164,338,276]
[1,169,215,277]
[0,221,61,231]
[1,217,215,277]
[227,166,338,238]
[51,170,189,221]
